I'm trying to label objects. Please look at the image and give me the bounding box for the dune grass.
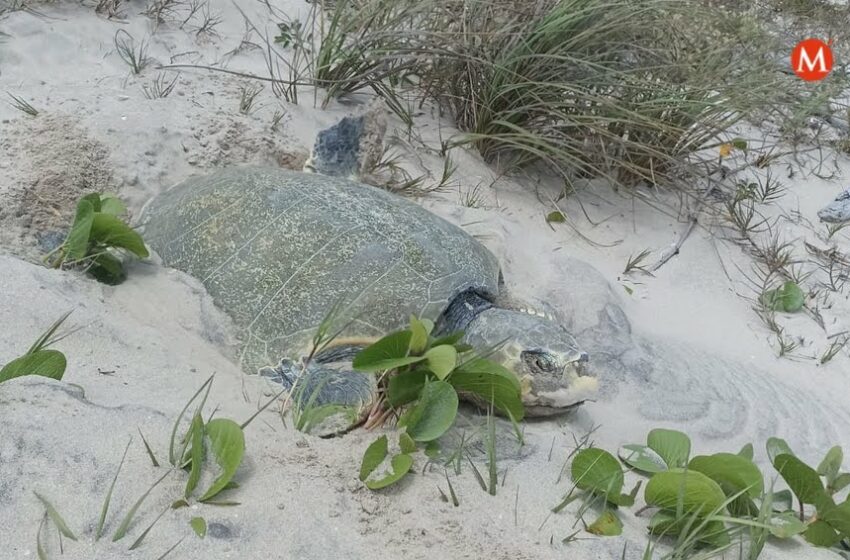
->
[270,0,816,193]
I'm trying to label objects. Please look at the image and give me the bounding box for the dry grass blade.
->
[33,492,77,541]
[7,92,38,116]
[156,536,187,559]
[143,73,178,99]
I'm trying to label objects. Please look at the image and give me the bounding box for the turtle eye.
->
[522,351,555,373]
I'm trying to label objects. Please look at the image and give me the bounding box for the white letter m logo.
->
[797,45,828,73]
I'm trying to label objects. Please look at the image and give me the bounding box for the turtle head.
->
[463,308,598,416]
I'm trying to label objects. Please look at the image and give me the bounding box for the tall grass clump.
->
[413,0,790,188]
[256,0,822,191]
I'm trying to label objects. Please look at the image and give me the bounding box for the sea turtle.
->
[141,166,597,434]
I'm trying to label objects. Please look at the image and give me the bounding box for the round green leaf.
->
[766,437,794,464]
[424,345,457,380]
[773,453,826,506]
[768,511,807,539]
[804,519,841,547]
[644,469,726,516]
[365,454,414,490]
[647,428,691,469]
[587,510,623,536]
[571,448,624,498]
[761,282,804,313]
[449,358,524,421]
[402,381,458,442]
[820,499,850,536]
[688,453,764,498]
[818,446,843,480]
[360,435,389,482]
[190,517,207,538]
[618,444,667,474]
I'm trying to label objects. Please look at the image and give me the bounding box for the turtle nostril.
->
[578,352,589,363]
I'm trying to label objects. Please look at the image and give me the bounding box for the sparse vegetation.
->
[33,377,247,557]
[114,30,150,75]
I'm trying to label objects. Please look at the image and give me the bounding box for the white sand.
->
[3,2,850,558]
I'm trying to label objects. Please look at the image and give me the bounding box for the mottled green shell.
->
[142,167,500,374]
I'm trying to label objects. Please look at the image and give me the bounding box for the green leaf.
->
[571,448,624,498]
[832,473,850,494]
[89,213,149,258]
[773,453,826,506]
[818,446,843,480]
[688,453,764,498]
[738,443,754,461]
[401,380,458,442]
[386,370,428,407]
[761,282,804,313]
[0,349,66,383]
[198,419,245,502]
[100,195,127,216]
[365,454,414,490]
[768,511,807,539]
[618,444,667,474]
[730,138,748,151]
[546,211,565,223]
[360,436,389,482]
[648,510,729,547]
[820,499,850,536]
[408,316,430,354]
[424,345,457,380]
[88,252,126,284]
[399,432,417,455]
[805,519,841,547]
[430,332,465,348]
[353,331,424,372]
[80,192,103,211]
[766,437,795,464]
[587,510,623,536]
[184,413,205,499]
[644,469,727,517]
[647,428,691,468]
[63,199,95,261]
[190,517,207,538]
[449,358,524,420]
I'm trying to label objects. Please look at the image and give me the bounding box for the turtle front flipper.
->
[259,357,377,437]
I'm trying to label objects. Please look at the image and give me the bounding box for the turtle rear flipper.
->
[260,359,377,437]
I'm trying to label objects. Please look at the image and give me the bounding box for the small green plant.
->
[33,377,247,557]
[46,193,148,284]
[0,312,72,384]
[760,281,805,313]
[356,316,524,490]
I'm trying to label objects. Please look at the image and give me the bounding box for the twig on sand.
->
[649,164,719,273]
